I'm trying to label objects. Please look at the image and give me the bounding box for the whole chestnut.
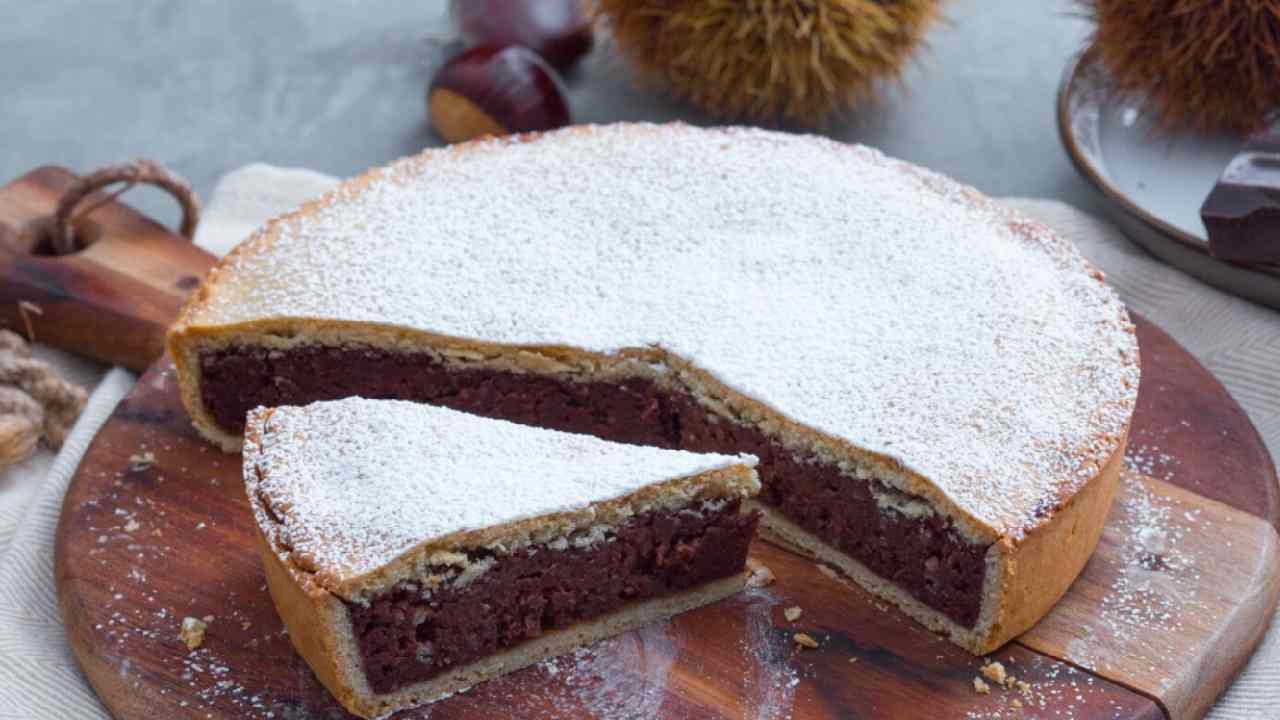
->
[450,0,594,71]
[428,44,571,144]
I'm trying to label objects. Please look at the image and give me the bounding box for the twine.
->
[50,159,200,255]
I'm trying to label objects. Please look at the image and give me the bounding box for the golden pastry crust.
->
[247,401,761,718]
[245,403,760,601]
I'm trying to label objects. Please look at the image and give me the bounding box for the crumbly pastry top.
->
[200,124,1138,537]
[245,398,755,584]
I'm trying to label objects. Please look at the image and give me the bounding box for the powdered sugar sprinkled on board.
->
[740,586,800,720]
[1059,466,1210,685]
[506,628,676,719]
[244,397,755,587]
[187,123,1138,536]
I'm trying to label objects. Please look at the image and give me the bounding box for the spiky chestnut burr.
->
[592,0,942,124]
[1081,0,1280,135]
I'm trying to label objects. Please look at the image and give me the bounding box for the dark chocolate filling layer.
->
[202,344,988,626]
[349,502,756,693]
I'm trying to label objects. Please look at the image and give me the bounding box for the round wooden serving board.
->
[54,316,1279,720]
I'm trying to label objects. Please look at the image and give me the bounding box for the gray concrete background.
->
[1,1,1104,227]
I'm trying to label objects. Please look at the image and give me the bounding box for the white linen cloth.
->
[0,164,1275,719]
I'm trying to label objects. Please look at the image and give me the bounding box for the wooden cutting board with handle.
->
[2,165,1276,720]
[0,164,215,371]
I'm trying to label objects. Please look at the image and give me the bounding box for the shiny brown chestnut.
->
[450,0,593,71]
[428,45,571,144]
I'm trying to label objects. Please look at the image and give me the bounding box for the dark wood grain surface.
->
[54,311,1280,720]
[1128,315,1279,527]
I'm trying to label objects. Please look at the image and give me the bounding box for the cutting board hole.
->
[24,215,104,255]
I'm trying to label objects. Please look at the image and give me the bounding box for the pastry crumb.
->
[1011,698,1023,708]
[973,677,991,694]
[1015,679,1031,694]
[783,606,803,622]
[848,656,857,663]
[980,660,1008,686]
[745,562,775,588]
[179,616,207,650]
[128,451,156,470]
[793,633,819,649]
[123,519,140,533]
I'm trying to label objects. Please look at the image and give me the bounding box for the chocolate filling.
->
[349,502,756,694]
[203,344,988,626]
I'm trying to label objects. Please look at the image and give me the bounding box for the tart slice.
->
[245,397,760,719]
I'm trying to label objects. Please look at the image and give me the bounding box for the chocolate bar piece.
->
[1201,129,1280,263]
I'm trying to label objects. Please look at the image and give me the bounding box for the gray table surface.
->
[2,0,1106,226]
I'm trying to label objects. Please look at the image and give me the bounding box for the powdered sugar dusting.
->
[1060,469,1210,686]
[739,586,799,720]
[245,397,755,585]
[514,627,676,718]
[487,584,800,719]
[195,123,1138,535]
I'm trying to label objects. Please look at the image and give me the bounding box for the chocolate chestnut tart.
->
[172,123,1140,656]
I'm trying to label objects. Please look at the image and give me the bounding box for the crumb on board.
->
[746,561,775,588]
[980,660,1008,686]
[128,451,156,470]
[180,616,207,650]
[973,677,991,695]
[783,606,803,622]
[1011,698,1023,708]
[1015,679,1031,694]
[793,633,819,649]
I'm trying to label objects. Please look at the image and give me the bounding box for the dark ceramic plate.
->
[1057,51,1280,310]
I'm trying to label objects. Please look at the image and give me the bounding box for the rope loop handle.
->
[51,159,200,255]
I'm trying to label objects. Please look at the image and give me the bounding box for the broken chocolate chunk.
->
[1200,129,1280,263]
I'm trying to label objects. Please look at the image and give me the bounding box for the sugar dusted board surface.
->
[56,318,1278,720]
[244,397,755,585]
[190,124,1139,537]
